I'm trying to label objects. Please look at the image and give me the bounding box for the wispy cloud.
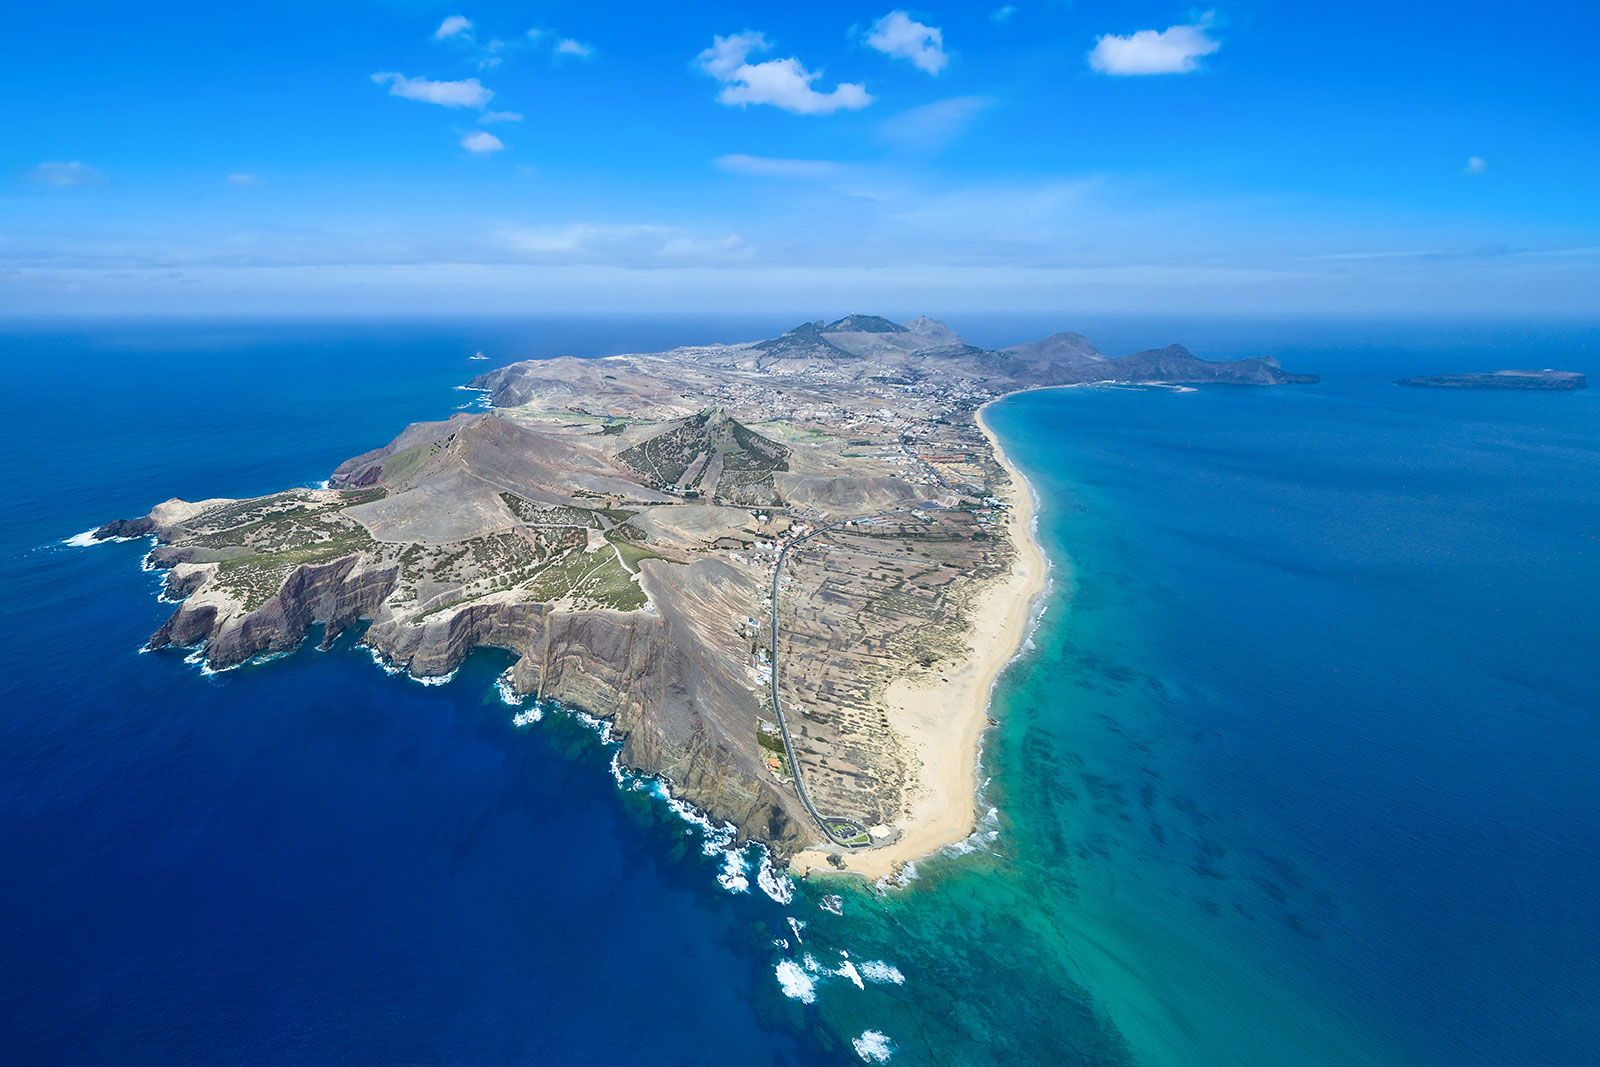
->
[866,11,948,75]
[879,96,994,151]
[499,223,751,265]
[991,5,1017,24]
[225,172,261,186]
[479,110,524,124]
[697,32,872,115]
[460,131,505,155]
[1089,13,1220,75]
[715,154,845,179]
[555,38,594,58]
[26,161,107,187]
[1464,156,1488,175]
[434,15,473,41]
[372,72,493,109]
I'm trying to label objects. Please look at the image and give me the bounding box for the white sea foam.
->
[62,529,104,547]
[535,699,793,902]
[757,850,794,904]
[140,548,160,572]
[495,673,522,706]
[835,953,865,990]
[786,916,806,943]
[852,1030,894,1062]
[411,668,457,687]
[878,861,918,891]
[454,385,494,410]
[774,959,816,1003]
[818,894,844,915]
[364,646,405,676]
[859,960,905,985]
[941,804,1001,858]
[570,708,616,745]
[648,779,764,896]
[717,851,750,893]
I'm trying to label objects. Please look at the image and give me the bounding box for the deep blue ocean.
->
[2,316,1596,1065]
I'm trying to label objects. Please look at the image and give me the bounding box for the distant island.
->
[97,316,1314,879]
[1396,369,1587,390]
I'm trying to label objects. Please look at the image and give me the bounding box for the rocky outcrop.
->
[148,555,398,670]
[94,516,156,540]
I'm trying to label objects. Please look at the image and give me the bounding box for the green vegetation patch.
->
[526,545,646,611]
[212,519,376,611]
[499,492,602,528]
[609,536,666,575]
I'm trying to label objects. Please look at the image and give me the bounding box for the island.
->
[100,316,1315,878]
[1396,369,1588,390]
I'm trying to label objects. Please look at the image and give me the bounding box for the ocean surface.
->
[2,316,1596,1065]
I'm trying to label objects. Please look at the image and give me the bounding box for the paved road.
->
[767,517,870,847]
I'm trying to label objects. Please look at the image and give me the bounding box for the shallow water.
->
[4,317,1597,1065]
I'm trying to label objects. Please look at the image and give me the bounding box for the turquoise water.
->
[4,318,1597,1064]
[792,337,1600,1066]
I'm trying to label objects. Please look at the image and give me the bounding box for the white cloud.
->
[460,131,505,155]
[503,223,663,255]
[696,32,872,115]
[371,72,493,109]
[225,172,261,186]
[499,223,751,265]
[879,96,994,151]
[1089,14,1220,75]
[27,161,107,187]
[991,5,1018,23]
[715,154,844,179]
[1464,156,1488,175]
[435,15,473,40]
[479,110,524,124]
[556,38,594,57]
[866,11,948,75]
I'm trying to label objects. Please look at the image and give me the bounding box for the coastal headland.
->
[102,316,1313,875]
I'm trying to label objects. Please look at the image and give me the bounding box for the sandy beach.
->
[792,398,1050,880]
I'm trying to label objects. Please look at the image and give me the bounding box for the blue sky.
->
[4,1,1597,315]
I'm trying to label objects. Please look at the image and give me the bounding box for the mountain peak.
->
[824,314,908,334]
[902,315,961,345]
[1005,331,1105,365]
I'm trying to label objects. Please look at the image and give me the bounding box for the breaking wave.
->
[774,959,816,1003]
[852,1030,894,1062]
[858,960,905,985]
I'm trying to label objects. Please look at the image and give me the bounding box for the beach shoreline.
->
[792,397,1050,881]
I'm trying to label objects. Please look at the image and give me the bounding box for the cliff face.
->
[135,513,813,856]
[149,555,398,669]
